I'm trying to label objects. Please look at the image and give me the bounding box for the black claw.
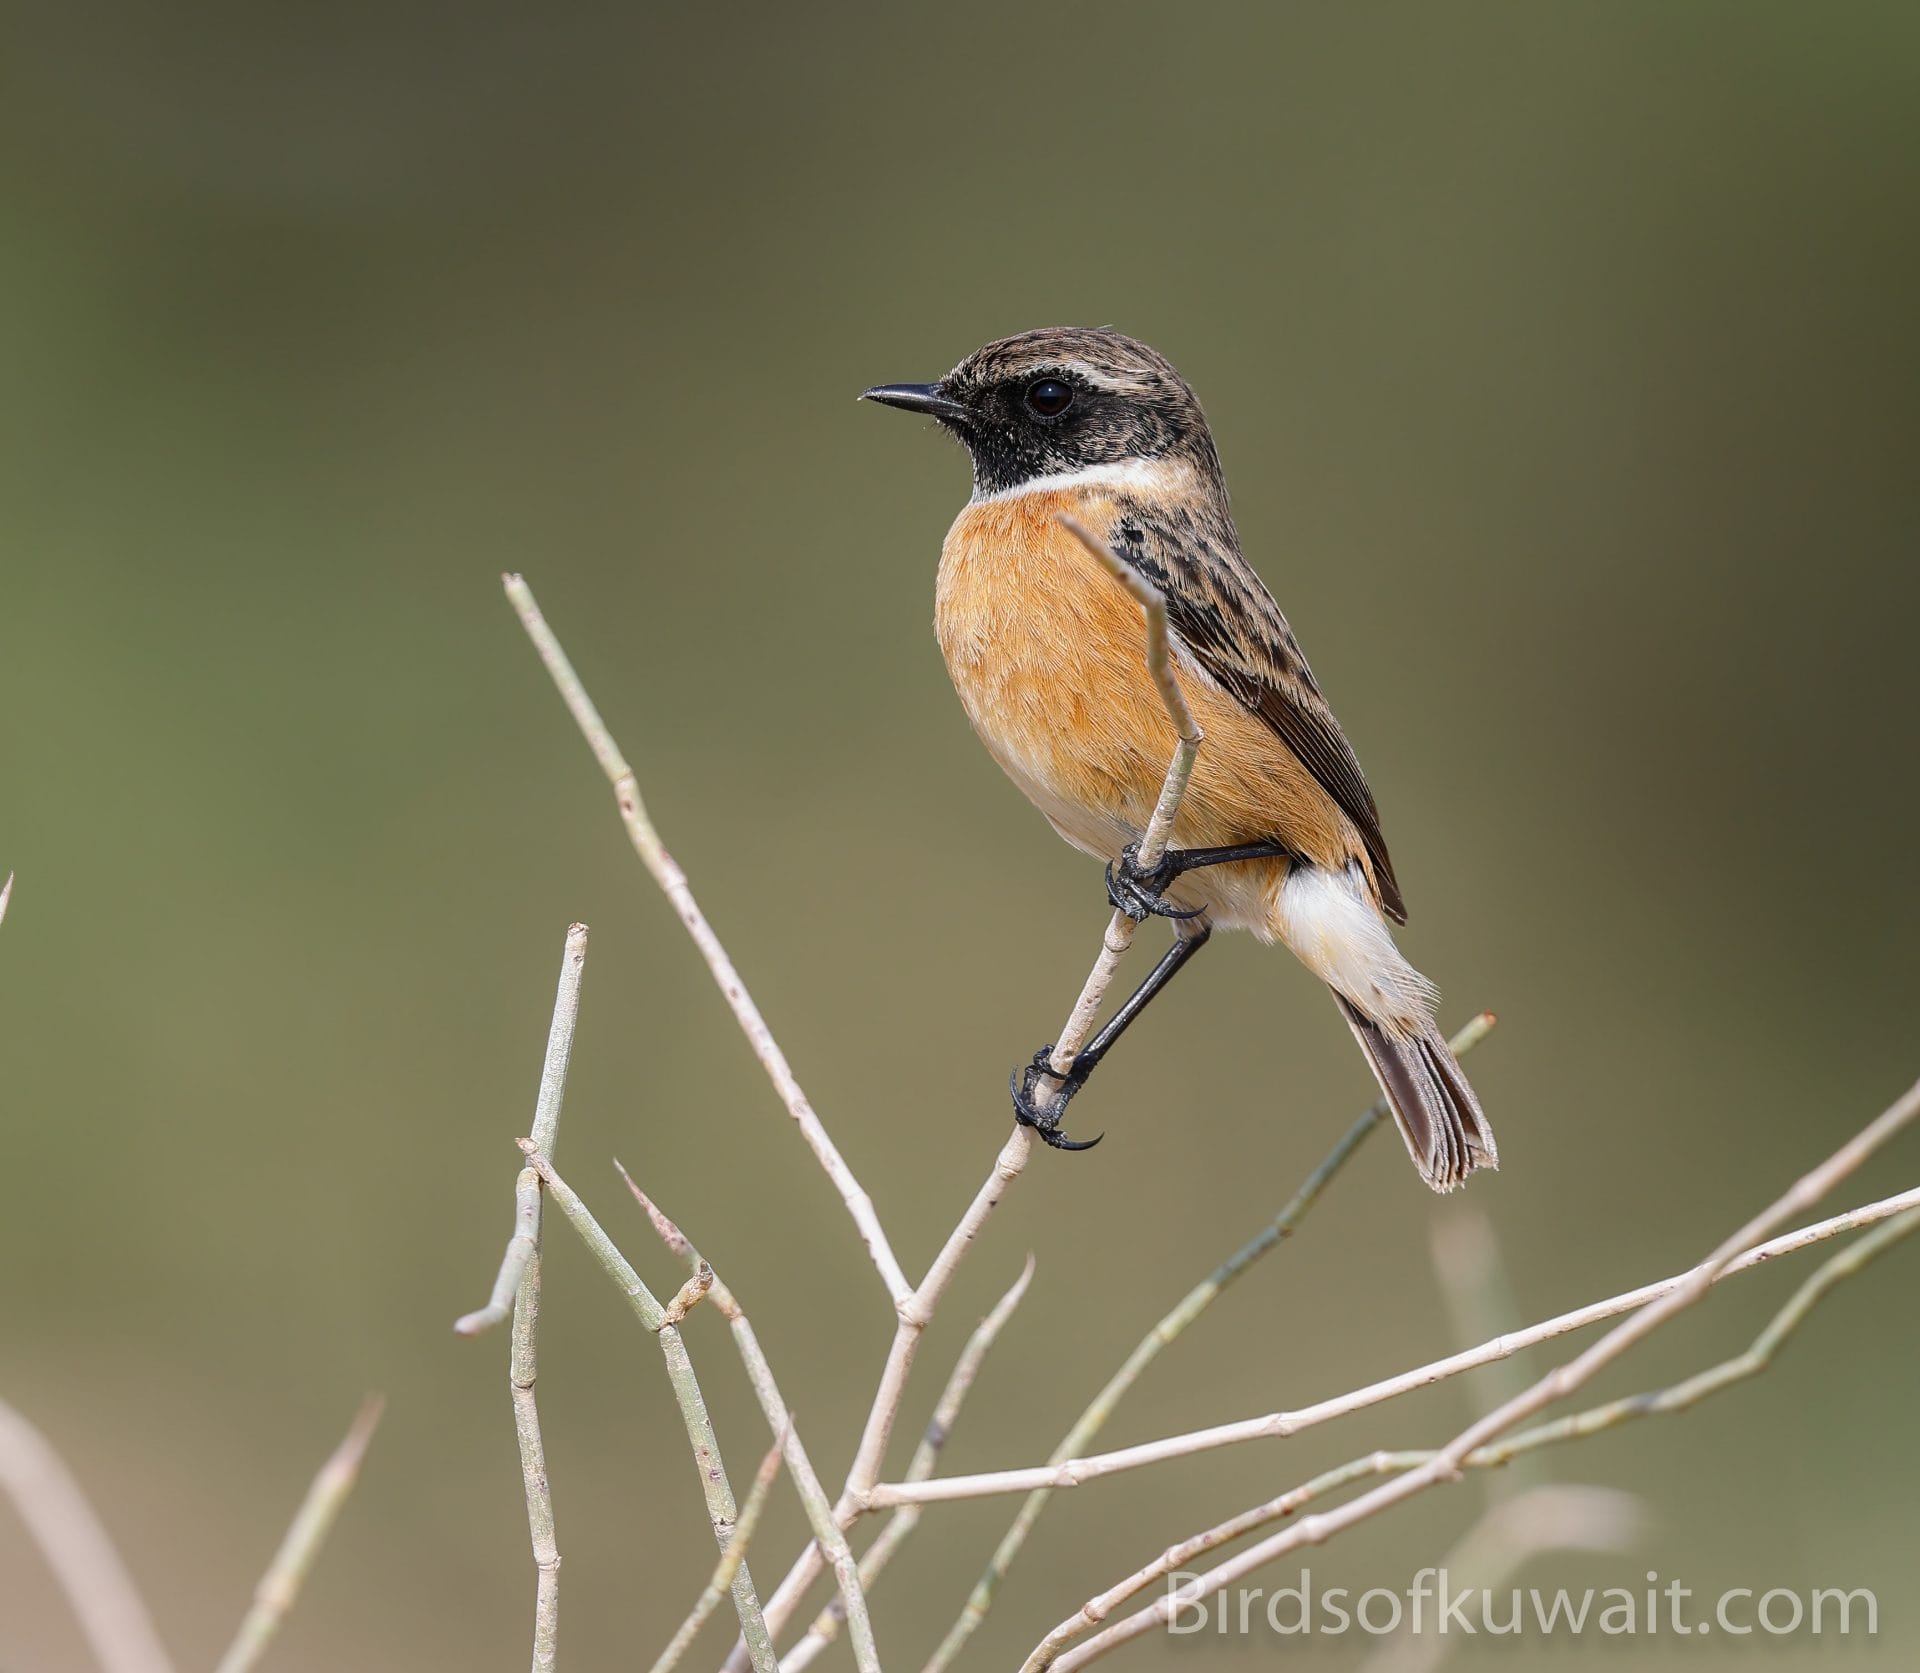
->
[1010,1047,1103,1152]
[1105,843,1205,922]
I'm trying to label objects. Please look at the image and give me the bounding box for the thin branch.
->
[212,1396,385,1673]
[455,923,590,1337]
[502,573,911,1305]
[781,1256,1037,1673]
[520,1146,780,1673]
[734,518,1208,1663]
[924,1014,1495,1673]
[870,1179,1920,1509]
[1048,1075,1920,1671]
[650,1429,789,1673]
[609,1165,885,1673]
[512,1234,559,1673]
[0,1399,177,1673]
[1024,1204,1920,1669]
[0,871,12,925]
[453,925,587,1667]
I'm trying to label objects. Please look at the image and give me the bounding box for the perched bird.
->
[863,327,1495,1190]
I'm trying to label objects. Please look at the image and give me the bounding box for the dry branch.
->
[870,1180,1920,1509]
[1024,1205,1920,1668]
[503,574,911,1305]
[772,1256,1035,1673]
[1045,1075,1920,1669]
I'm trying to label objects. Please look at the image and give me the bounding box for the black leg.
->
[1106,840,1294,921]
[1011,925,1213,1150]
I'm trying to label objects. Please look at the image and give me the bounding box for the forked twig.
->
[1026,1204,1920,1669]
[1045,1075,1920,1669]
[611,1163,891,1673]
[503,574,911,1305]
[751,1256,1033,1673]
[871,1180,1920,1509]
[454,923,590,1337]
[452,924,588,1671]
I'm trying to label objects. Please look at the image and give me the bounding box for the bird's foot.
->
[1010,1047,1103,1151]
[1105,843,1206,923]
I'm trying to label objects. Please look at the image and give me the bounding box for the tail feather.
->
[1334,994,1498,1192]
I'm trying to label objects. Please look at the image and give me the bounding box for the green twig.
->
[212,1396,385,1673]
[454,924,590,1337]
[512,1238,560,1673]
[610,1163,886,1673]
[649,1428,789,1673]
[453,926,587,1669]
[519,1146,780,1673]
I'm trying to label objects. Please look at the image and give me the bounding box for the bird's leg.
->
[1105,839,1294,922]
[1011,925,1212,1151]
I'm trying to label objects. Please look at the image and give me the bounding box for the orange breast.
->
[933,488,1359,883]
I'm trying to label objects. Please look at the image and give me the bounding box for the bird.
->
[862,327,1495,1190]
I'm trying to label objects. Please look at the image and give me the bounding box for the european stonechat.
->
[863,327,1495,1190]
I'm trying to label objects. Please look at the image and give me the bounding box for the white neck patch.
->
[970,456,1186,505]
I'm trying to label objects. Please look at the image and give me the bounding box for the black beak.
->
[860,382,969,421]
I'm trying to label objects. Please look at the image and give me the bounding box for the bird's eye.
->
[1025,378,1074,418]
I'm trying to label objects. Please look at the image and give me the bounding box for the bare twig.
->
[1024,1203,1920,1668]
[871,1179,1920,1509]
[512,1238,560,1673]
[455,923,590,1337]
[0,1399,177,1673]
[781,1256,1036,1673]
[452,926,587,1668]
[520,1146,782,1673]
[212,1395,385,1673]
[925,1014,1495,1672]
[609,1164,885,1673]
[502,573,911,1305]
[0,871,12,925]
[650,1429,788,1673]
[1048,1075,1920,1670]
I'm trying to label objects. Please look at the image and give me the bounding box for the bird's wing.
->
[1110,508,1408,923]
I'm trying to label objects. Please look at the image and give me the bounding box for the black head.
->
[863,327,1223,497]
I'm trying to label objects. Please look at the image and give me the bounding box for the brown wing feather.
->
[1111,505,1408,923]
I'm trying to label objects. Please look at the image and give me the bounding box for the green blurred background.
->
[4,3,1917,1668]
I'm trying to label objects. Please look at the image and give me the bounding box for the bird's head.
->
[863,327,1221,499]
